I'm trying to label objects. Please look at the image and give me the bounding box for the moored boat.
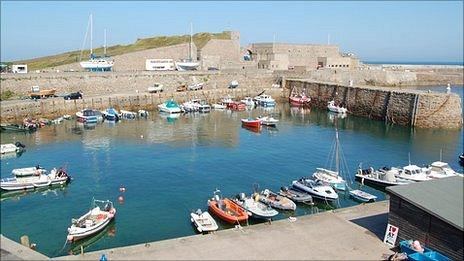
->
[289,91,311,106]
[258,189,296,211]
[212,102,227,110]
[327,100,347,114]
[355,166,413,188]
[158,99,182,114]
[120,110,137,120]
[103,108,120,121]
[313,168,346,191]
[190,209,218,233]
[12,165,46,177]
[76,109,98,123]
[67,199,116,242]
[240,97,255,107]
[279,186,313,204]
[424,161,462,179]
[1,142,26,155]
[292,178,339,202]
[0,124,37,133]
[257,116,279,127]
[241,118,261,128]
[348,189,377,203]
[391,164,432,182]
[254,94,276,107]
[229,101,246,111]
[1,167,70,191]
[234,193,279,220]
[207,190,248,224]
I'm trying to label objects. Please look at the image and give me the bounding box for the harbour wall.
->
[285,79,463,129]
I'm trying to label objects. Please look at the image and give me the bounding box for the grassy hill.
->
[12,31,231,70]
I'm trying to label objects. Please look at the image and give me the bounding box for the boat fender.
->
[254,194,260,202]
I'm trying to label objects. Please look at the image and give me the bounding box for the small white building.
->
[145,59,175,71]
[12,64,28,74]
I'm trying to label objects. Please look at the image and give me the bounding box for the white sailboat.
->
[313,127,347,191]
[176,23,199,71]
[79,14,114,72]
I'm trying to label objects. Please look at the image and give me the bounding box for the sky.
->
[1,1,463,63]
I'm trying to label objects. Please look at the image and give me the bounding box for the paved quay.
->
[49,201,392,260]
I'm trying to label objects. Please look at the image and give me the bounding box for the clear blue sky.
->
[1,1,463,63]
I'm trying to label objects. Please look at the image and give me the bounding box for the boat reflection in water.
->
[1,185,69,202]
[242,125,261,134]
[328,111,347,122]
[67,221,116,255]
[159,112,180,124]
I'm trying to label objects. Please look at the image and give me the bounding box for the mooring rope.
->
[55,238,69,256]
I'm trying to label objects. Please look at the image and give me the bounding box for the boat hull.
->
[208,198,248,224]
[241,119,261,128]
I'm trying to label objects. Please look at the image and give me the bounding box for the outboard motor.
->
[281,186,288,192]
[214,194,220,202]
[239,193,246,201]
[15,141,26,148]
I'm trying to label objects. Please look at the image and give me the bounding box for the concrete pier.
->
[47,201,392,260]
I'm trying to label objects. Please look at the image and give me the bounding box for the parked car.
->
[229,80,239,89]
[64,91,83,100]
[148,83,163,93]
[188,83,204,91]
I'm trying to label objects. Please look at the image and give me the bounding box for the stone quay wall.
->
[0,87,283,123]
[0,71,275,97]
[286,79,463,129]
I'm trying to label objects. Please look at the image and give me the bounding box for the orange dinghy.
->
[208,190,248,224]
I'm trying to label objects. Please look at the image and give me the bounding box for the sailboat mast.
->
[335,127,340,174]
[189,22,193,60]
[104,28,107,56]
[90,13,93,55]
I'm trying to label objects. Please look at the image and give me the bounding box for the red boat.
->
[289,94,311,106]
[241,118,261,128]
[228,102,246,111]
[208,197,248,224]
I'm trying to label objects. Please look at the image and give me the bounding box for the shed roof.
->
[387,176,463,230]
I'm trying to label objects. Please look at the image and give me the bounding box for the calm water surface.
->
[1,85,462,257]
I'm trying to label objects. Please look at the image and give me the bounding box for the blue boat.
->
[399,240,451,261]
[104,108,119,121]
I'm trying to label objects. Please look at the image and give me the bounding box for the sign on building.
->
[383,224,399,247]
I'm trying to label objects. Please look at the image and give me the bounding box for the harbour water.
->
[1,86,462,257]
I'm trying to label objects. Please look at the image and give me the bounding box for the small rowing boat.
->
[1,167,70,191]
[348,189,377,203]
[259,189,296,211]
[190,209,218,233]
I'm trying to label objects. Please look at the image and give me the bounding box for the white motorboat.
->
[425,161,462,179]
[147,83,164,93]
[240,97,255,107]
[158,100,182,114]
[120,110,137,120]
[391,164,432,182]
[181,100,198,112]
[349,189,377,203]
[194,100,211,113]
[259,189,296,211]
[190,209,218,233]
[12,165,47,177]
[1,142,25,155]
[327,100,347,114]
[76,109,99,123]
[257,116,279,127]
[254,95,276,107]
[279,186,313,204]
[212,102,227,110]
[1,168,70,191]
[234,193,279,220]
[292,178,339,202]
[355,167,413,188]
[67,199,116,242]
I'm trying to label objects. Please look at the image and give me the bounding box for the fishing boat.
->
[289,91,311,106]
[103,108,120,121]
[327,100,347,114]
[212,102,227,110]
[241,118,261,128]
[312,127,347,191]
[240,97,255,107]
[79,14,114,72]
[158,100,182,114]
[258,189,296,211]
[279,186,313,204]
[254,95,276,107]
[1,168,70,191]
[120,110,137,120]
[0,124,37,133]
[257,116,279,127]
[234,193,279,220]
[67,199,116,242]
[76,109,98,123]
[355,166,413,188]
[348,189,377,203]
[1,142,25,155]
[391,164,431,182]
[190,209,218,233]
[207,189,248,224]
[292,178,339,202]
[425,161,462,179]
[12,165,47,177]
